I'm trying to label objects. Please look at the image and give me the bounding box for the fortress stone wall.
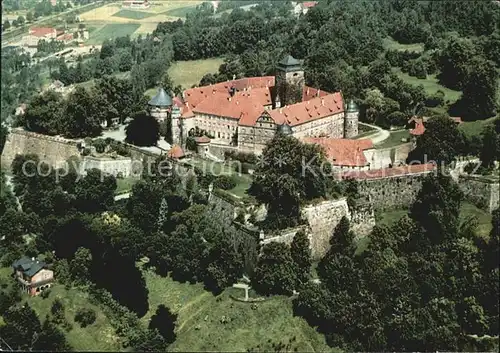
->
[458,175,499,213]
[357,172,433,211]
[1,128,82,169]
[81,156,135,177]
[207,192,375,260]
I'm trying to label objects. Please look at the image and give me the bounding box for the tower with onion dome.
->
[344,99,359,138]
[148,88,172,122]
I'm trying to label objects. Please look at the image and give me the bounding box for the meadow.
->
[382,37,425,53]
[0,268,121,351]
[375,201,493,238]
[142,268,334,352]
[375,129,411,149]
[167,58,225,88]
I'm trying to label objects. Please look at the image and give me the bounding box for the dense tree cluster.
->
[293,173,499,351]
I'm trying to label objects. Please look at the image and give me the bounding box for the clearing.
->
[459,116,497,138]
[375,201,493,238]
[142,269,334,352]
[0,268,121,351]
[391,68,462,103]
[168,58,224,88]
[383,37,425,53]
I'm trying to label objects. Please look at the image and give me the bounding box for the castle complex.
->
[149,55,360,155]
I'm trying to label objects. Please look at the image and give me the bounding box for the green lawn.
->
[0,269,121,351]
[383,37,425,53]
[459,116,497,138]
[375,130,411,149]
[116,177,140,194]
[375,201,492,238]
[163,4,199,17]
[186,157,252,198]
[87,23,141,45]
[392,68,462,103]
[143,269,334,352]
[168,58,224,89]
[112,9,156,19]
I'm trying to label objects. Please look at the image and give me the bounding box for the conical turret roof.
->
[148,88,172,107]
[346,100,359,112]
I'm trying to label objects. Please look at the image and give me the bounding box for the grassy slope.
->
[163,4,200,17]
[391,68,462,103]
[375,130,411,149]
[0,269,121,351]
[112,9,156,20]
[375,201,492,238]
[168,58,224,89]
[115,177,140,194]
[459,116,497,138]
[143,269,334,352]
[383,37,425,53]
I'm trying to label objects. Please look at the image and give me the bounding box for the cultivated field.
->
[78,1,202,43]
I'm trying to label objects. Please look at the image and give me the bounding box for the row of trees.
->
[19,76,146,138]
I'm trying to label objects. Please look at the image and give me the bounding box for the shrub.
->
[40,288,51,299]
[74,307,97,328]
[92,138,107,153]
[424,90,445,107]
[213,175,236,190]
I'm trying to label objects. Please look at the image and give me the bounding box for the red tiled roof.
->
[192,94,264,121]
[408,117,425,136]
[302,1,318,8]
[340,163,437,180]
[303,137,373,167]
[167,145,185,159]
[57,33,73,41]
[194,136,211,144]
[29,27,56,37]
[268,92,344,127]
[302,86,329,102]
[184,77,275,109]
[172,96,195,118]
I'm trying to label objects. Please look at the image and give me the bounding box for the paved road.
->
[360,123,391,145]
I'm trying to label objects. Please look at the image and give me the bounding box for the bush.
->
[74,307,97,328]
[424,90,445,107]
[40,288,51,299]
[213,175,236,190]
[92,138,107,153]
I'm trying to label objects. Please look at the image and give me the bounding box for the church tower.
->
[344,100,359,138]
[275,55,304,108]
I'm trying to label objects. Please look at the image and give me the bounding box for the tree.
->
[62,87,105,138]
[290,230,311,286]
[22,90,63,135]
[74,169,116,213]
[36,317,72,351]
[125,111,159,146]
[453,58,498,120]
[407,115,466,165]
[3,20,11,30]
[70,247,92,284]
[16,16,25,26]
[74,308,96,328]
[148,304,177,344]
[437,36,476,90]
[252,242,297,296]
[249,134,333,229]
[0,304,42,351]
[479,123,499,169]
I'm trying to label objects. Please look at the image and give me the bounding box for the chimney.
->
[232,74,236,80]
[280,108,282,114]
[228,97,232,101]
[317,89,320,97]
[321,99,324,106]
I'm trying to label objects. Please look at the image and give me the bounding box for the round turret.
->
[346,100,359,113]
[278,123,293,136]
[148,88,172,122]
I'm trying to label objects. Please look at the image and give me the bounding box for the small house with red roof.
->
[293,1,318,15]
[167,145,185,160]
[22,27,57,47]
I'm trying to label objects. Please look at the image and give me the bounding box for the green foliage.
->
[74,308,97,328]
[290,230,311,286]
[252,242,297,296]
[148,304,177,344]
[249,134,332,230]
[213,175,237,190]
[408,115,466,164]
[125,111,160,147]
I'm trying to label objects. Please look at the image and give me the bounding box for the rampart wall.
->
[458,175,499,213]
